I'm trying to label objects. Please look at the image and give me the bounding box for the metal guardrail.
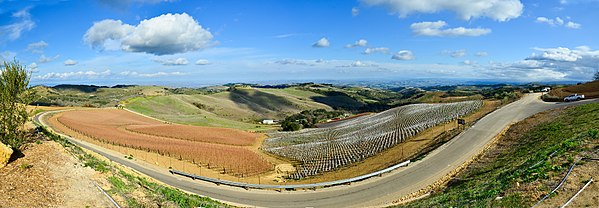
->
[170,160,410,190]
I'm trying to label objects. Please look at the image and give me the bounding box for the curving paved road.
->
[36,94,598,208]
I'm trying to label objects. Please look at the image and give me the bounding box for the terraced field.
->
[53,109,271,176]
[263,100,483,179]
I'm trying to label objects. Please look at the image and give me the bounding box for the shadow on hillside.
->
[228,89,293,115]
[310,91,365,111]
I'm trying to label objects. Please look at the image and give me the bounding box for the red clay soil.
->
[125,124,258,146]
[54,109,272,175]
[549,80,599,99]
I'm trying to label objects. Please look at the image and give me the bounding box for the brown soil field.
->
[549,80,599,99]
[125,124,258,146]
[52,109,272,176]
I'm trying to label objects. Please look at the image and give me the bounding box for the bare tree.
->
[0,60,34,149]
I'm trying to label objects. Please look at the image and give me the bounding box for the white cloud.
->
[340,60,378,67]
[154,57,189,65]
[482,46,599,81]
[38,54,60,63]
[363,47,390,55]
[475,51,488,57]
[27,41,48,53]
[313,37,330,48]
[411,21,491,37]
[28,62,38,70]
[536,16,581,29]
[392,50,415,60]
[1,8,36,41]
[346,39,368,48]
[352,7,360,16]
[83,19,134,50]
[195,59,210,65]
[64,59,78,66]
[120,71,184,77]
[443,49,467,58]
[35,70,111,80]
[565,21,581,29]
[360,0,523,21]
[276,59,305,65]
[462,60,476,65]
[527,47,581,62]
[84,13,213,55]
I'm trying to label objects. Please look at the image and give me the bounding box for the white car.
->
[564,94,585,102]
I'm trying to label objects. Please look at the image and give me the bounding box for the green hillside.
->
[124,87,332,131]
[32,85,167,107]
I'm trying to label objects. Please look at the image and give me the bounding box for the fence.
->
[169,160,410,190]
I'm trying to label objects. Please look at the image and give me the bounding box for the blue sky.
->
[1,0,598,86]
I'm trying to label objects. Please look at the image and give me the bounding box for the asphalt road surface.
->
[36,94,598,208]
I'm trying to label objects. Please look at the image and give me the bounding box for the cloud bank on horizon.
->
[1,0,598,85]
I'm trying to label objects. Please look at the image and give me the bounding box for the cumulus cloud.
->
[1,8,36,41]
[411,21,491,37]
[195,59,210,65]
[313,37,330,48]
[38,54,60,63]
[526,47,583,62]
[392,50,415,60]
[363,47,390,55]
[483,46,599,81]
[35,70,111,80]
[84,13,214,55]
[64,59,78,66]
[154,57,189,65]
[535,16,581,29]
[27,41,48,53]
[475,51,488,57]
[352,7,360,16]
[565,21,581,29]
[346,39,368,48]
[120,71,184,77]
[360,0,523,21]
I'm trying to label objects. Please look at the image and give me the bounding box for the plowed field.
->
[53,109,271,175]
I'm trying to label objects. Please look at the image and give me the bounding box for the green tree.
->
[594,70,599,81]
[0,60,34,149]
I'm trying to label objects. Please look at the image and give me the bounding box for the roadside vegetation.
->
[402,103,599,207]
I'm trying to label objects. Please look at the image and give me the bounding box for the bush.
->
[0,60,34,149]
[541,94,561,102]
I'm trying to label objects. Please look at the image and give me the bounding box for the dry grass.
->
[549,80,599,99]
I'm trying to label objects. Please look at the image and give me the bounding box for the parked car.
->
[564,94,585,102]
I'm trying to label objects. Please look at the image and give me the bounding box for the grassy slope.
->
[32,85,167,107]
[125,87,332,131]
[402,103,599,207]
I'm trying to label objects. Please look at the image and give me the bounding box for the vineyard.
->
[54,109,272,176]
[263,100,483,179]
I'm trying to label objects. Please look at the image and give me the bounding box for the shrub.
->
[0,60,34,149]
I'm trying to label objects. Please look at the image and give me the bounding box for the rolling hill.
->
[124,87,333,131]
